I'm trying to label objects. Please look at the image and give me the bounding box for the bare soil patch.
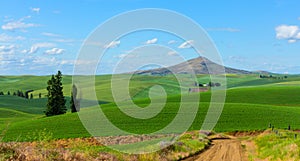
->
[183,137,248,161]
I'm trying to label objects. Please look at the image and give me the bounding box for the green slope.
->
[0,96,46,114]
[3,102,300,141]
[1,74,300,141]
[136,86,300,107]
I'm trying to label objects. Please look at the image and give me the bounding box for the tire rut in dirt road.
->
[183,138,248,161]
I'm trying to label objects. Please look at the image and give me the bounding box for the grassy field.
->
[0,74,300,141]
[0,130,209,160]
[241,129,300,160]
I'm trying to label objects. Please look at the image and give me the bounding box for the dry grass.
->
[0,131,209,161]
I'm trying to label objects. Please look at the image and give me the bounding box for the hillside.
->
[1,74,300,141]
[2,86,300,141]
[135,57,253,75]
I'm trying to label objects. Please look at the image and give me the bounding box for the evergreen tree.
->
[17,90,24,97]
[39,93,42,98]
[45,71,67,116]
[30,93,33,99]
[25,90,34,99]
[20,91,24,98]
[25,92,29,99]
[70,84,80,113]
[7,91,10,95]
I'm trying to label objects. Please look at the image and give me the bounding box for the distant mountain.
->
[252,70,274,75]
[134,57,253,75]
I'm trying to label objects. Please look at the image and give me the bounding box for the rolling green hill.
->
[2,101,300,141]
[0,96,46,114]
[0,74,300,141]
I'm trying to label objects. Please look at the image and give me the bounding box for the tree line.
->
[0,71,79,117]
[259,75,288,79]
[0,90,42,99]
[194,81,221,87]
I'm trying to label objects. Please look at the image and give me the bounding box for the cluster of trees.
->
[259,75,288,79]
[1,71,79,117]
[0,91,11,96]
[194,81,221,87]
[208,82,221,87]
[15,90,25,98]
[45,71,79,117]
[0,90,38,99]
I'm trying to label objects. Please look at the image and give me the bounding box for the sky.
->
[0,0,300,75]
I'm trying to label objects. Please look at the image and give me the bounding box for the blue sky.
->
[0,0,299,75]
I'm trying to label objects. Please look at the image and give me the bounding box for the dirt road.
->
[183,138,248,161]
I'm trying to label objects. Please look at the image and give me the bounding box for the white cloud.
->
[21,49,28,54]
[44,48,65,55]
[168,40,176,44]
[33,57,56,64]
[275,25,299,39]
[41,32,61,37]
[288,39,297,43]
[0,33,25,42]
[275,25,300,43]
[295,32,300,39]
[206,28,240,32]
[30,7,40,14]
[178,40,194,49]
[145,38,158,44]
[0,44,16,54]
[1,16,40,31]
[0,45,16,64]
[27,42,56,54]
[28,47,38,54]
[104,40,120,48]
